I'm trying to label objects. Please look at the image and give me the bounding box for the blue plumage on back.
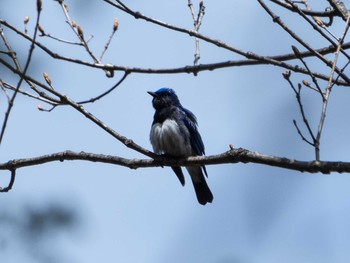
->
[148,88,213,205]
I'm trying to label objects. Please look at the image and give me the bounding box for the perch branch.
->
[1,148,350,175]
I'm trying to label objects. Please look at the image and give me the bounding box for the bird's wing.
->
[181,107,208,177]
[181,107,205,156]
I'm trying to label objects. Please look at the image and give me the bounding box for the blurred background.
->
[1,0,350,262]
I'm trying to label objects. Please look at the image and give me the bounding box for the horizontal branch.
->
[101,0,350,83]
[1,148,350,174]
[1,19,349,85]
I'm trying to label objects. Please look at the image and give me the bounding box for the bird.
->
[148,87,213,205]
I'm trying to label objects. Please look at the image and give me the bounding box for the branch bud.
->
[113,18,119,32]
[64,3,69,12]
[313,16,323,26]
[199,0,204,9]
[37,0,42,12]
[282,70,291,80]
[71,20,77,28]
[43,72,52,85]
[77,25,84,39]
[24,16,30,25]
[38,24,45,35]
[302,80,311,87]
[291,45,302,59]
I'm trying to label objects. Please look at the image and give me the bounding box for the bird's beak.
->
[147,91,157,97]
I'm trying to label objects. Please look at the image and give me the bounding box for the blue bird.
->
[148,88,213,205]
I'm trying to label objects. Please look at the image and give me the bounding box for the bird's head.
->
[148,88,181,110]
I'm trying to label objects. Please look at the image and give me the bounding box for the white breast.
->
[150,119,191,156]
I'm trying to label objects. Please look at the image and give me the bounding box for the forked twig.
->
[188,0,205,66]
[284,73,316,147]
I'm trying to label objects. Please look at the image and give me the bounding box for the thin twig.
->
[2,81,58,105]
[44,33,84,45]
[58,0,113,77]
[0,169,16,193]
[293,119,314,146]
[285,76,316,145]
[58,1,99,63]
[270,0,337,17]
[188,0,196,22]
[314,14,350,160]
[327,0,349,21]
[285,0,350,61]
[1,20,58,106]
[187,0,199,65]
[0,1,42,145]
[258,0,350,85]
[0,80,11,102]
[187,0,205,66]
[99,18,119,61]
[292,45,324,99]
[330,60,350,90]
[77,71,129,104]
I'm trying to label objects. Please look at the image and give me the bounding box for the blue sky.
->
[1,1,350,263]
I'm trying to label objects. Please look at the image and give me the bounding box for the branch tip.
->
[113,18,119,31]
[37,0,42,12]
[0,169,16,193]
[282,70,291,79]
[291,45,302,58]
[24,16,30,25]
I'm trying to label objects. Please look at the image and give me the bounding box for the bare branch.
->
[0,169,16,193]
[1,148,350,176]
[270,0,337,18]
[291,45,324,99]
[1,19,350,84]
[1,81,59,105]
[58,1,98,62]
[284,75,317,145]
[285,0,350,61]
[327,0,349,21]
[258,0,350,85]
[314,14,350,160]
[0,5,42,145]
[188,0,205,66]
[293,119,315,146]
[99,18,119,61]
[77,71,129,104]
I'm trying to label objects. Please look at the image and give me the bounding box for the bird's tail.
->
[187,167,213,205]
[171,166,185,186]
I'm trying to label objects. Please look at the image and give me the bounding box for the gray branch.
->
[1,148,349,174]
